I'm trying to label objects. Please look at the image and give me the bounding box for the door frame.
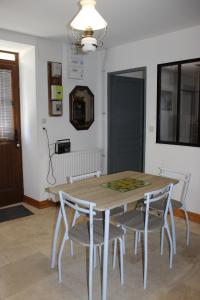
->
[107,67,146,173]
[0,50,24,206]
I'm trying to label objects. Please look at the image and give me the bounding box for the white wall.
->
[37,41,103,200]
[0,29,103,201]
[20,46,40,200]
[104,25,200,214]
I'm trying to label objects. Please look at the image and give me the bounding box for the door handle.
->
[14,129,21,148]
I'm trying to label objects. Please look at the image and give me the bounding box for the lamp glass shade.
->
[70,0,107,31]
[81,37,97,52]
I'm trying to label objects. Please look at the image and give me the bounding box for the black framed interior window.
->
[156,58,200,147]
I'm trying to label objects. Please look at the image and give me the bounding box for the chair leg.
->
[58,233,68,283]
[70,210,80,257]
[99,245,102,261]
[143,230,148,289]
[119,238,124,285]
[70,240,74,256]
[120,226,126,254]
[122,232,126,255]
[184,209,190,246]
[160,226,164,256]
[138,231,141,242]
[113,239,117,269]
[51,208,62,269]
[124,204,128,212]
[94,246,97,268]
[89,244,94,300]
[134,231,138,255]
[164,223,173,269]
[169,203,176,255]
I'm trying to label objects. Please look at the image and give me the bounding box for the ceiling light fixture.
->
[70,0,107,53]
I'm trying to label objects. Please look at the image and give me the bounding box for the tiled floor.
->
[0,204,200,300]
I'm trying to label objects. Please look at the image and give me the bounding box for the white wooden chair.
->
[150,168,191,252]
[112,184,174,289]
[58,191,124,300]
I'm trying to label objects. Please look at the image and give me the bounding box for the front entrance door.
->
[0,51,23,207]
[108,73,145,173]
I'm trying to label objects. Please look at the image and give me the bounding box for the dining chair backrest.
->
[68,171,101,184]
[68,171,102,229]
[59,191,96,232]
[59,191,96,242]
[144,184,174,227]
[158,168,191,207]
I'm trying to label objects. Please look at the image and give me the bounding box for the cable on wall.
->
[43,127,56,185]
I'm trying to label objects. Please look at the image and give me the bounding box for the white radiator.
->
[52,148,102,185]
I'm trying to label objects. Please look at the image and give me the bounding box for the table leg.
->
[169,201,176,255]
[102,209,110,300]
[51,207,62,268]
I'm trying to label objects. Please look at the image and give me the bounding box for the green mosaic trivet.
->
[101,178,150,192]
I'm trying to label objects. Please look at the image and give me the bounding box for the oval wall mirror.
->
[69,85,94,130]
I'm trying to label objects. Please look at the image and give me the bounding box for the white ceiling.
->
[0,0,200,48]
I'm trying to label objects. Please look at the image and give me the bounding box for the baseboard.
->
[174,208,200,224]
[23,195,57,209]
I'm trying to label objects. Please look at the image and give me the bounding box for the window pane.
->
[0,69,14,140]
[179,63,200,144]
[159,65,178,142]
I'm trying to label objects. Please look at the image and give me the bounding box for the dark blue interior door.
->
[108,74,145,173]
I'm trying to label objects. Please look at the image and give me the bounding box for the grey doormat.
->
[0,205,33,223]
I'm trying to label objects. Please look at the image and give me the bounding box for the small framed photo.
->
[51,62,62,78]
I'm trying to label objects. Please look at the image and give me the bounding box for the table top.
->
[47,171,178,211]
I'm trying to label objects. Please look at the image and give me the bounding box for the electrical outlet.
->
[41,118,47,124]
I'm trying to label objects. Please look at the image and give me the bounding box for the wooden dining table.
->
[47,170,178,300]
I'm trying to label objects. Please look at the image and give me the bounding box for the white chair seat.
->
[113,210,163,232]
[92,206,125,220]
[150,198,182,211]
[69,220,124,246]
[110,206,125,216]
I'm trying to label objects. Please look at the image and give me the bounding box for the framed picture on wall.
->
[69,85,94,130]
